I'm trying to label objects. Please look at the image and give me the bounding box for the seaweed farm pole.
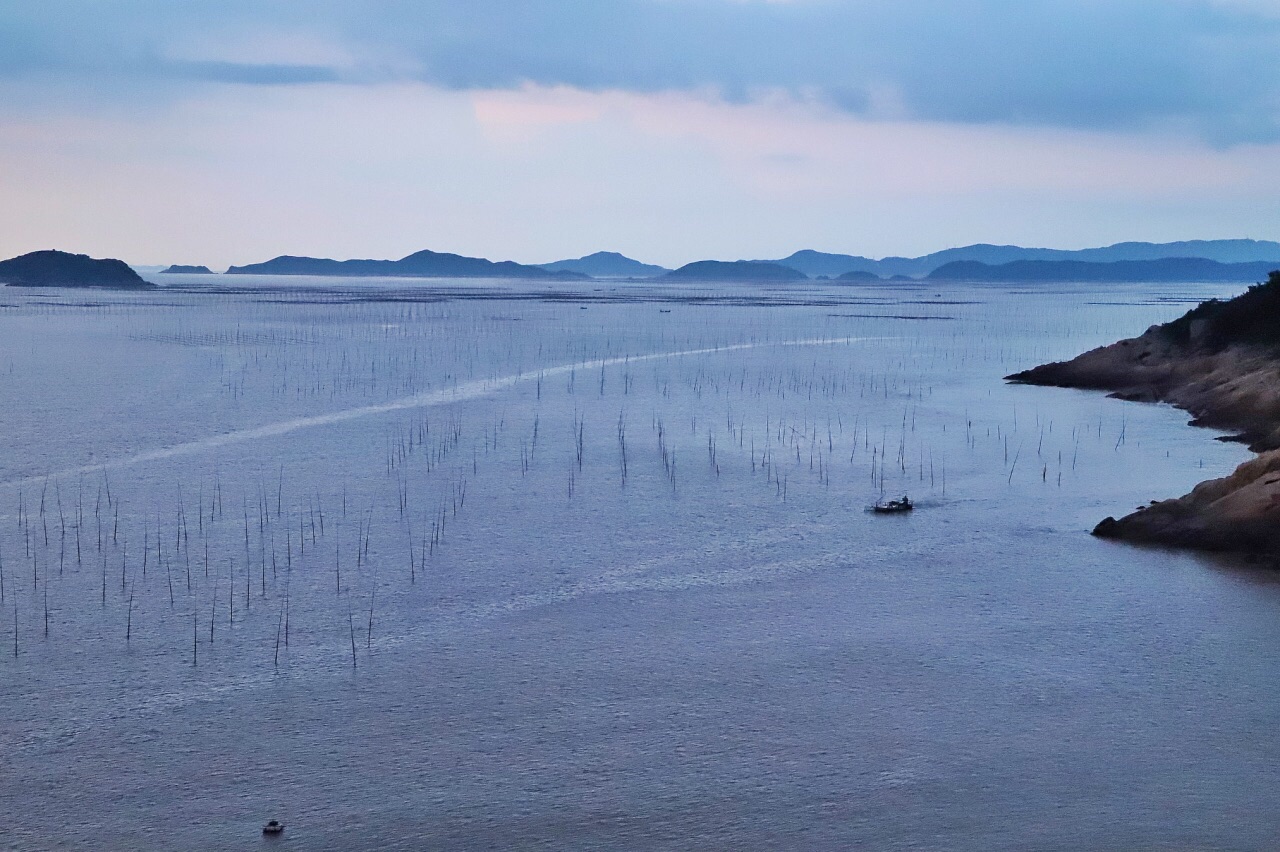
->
[209,570,217,643]
[419,524,427,579]
[347,600,357,668]
[364,506,372,556]
[274,599,284,667]
[407,522,415,584]
[243,500,251,572]
[367,573,378,648]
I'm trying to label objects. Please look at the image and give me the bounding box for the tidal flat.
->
[0,275,1276,850]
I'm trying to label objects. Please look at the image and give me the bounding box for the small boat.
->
[263,820,285,835]
[873,496,913,514]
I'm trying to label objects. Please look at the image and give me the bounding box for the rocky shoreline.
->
[1008,271,1280,556]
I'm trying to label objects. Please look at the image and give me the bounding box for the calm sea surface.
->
[0,275,1274,850]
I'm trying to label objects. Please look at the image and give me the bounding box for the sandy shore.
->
[1008,320,1280,555]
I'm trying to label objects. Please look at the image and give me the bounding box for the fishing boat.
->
[263,820,285,836]
[873,496,913,514]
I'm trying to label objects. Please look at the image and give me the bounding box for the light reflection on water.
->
[0,276,1275,850]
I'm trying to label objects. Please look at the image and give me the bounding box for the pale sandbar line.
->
[4,335,886,490]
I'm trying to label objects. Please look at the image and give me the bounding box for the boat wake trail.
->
[4,336,885,489]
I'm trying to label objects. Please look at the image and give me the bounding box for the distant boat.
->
[873,496,913,514]
[263,820,285,835]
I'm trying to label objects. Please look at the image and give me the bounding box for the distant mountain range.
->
[928,258,1280,283]
[664,260,807,282]
[226,249,585,280]
[538,251,669,278]
[756,240,1280,279]
[0,250,154,289]
[30,238,1280,288]
[189,239,1280,284]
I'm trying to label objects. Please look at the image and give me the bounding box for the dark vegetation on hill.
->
[1160,270,1280,349]
[160,265,214,274]
[0,250,154,289]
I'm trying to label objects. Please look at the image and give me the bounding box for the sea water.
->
[0,275,1274,850]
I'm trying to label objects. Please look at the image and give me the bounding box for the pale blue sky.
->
[2,1,1279,267]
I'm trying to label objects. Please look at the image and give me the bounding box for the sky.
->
[2,0,1280,268]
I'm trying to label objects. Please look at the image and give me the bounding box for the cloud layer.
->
[5,1,1280,143]
[3,2,1280,266]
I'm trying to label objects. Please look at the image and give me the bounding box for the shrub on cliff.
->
[1162,270,1280,348]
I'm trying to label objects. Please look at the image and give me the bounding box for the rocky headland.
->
[1007,270,1280,555]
